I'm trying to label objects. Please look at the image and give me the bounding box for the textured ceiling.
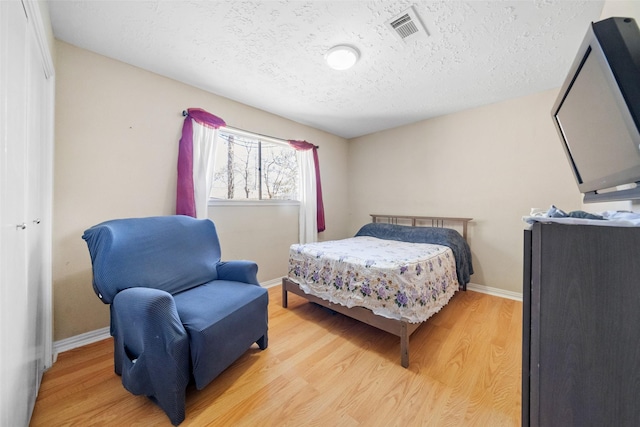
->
[48,1,604,139]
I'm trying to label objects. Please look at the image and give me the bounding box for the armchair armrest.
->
[112,287,190,425]
[216,260,259,285]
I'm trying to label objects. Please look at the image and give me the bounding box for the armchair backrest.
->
[82,215,221,304]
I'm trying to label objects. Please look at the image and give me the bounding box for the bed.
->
[282,214,473,368]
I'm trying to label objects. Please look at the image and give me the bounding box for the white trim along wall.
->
[53,280,521,359]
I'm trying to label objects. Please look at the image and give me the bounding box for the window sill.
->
[208,199,300,207]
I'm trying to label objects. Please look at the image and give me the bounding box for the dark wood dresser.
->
[523,222,640,426]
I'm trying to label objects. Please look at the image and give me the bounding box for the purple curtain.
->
[288,140,326,232]
[176,108,225,217]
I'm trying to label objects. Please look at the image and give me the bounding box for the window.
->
[210,128,298,201]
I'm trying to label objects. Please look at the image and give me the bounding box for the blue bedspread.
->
[355,223,474,286]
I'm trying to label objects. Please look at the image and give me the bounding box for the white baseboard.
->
[262,278,283,288]
[53,279,283,358]
[53,279,519,359]
[264,278,525,302]
[466,282,523,301]
[53,326,111,361]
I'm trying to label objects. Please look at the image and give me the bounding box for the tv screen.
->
[552,17,640,203]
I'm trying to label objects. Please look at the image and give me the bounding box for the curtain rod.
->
[182,110,318,149]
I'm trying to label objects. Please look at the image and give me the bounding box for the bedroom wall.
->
[601,1,639,22]
[348,0,640,295]
[53,41,349,341]
[52,0,638,340]
[347,89,582,295]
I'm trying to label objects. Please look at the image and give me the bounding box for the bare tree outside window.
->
[238,140,256,198]
[262,142,298,199]
[210,130,298,201]
[226,134,234,199]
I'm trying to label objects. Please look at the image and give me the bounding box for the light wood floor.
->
[31,286,522,426]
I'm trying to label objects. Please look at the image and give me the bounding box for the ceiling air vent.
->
[386,5,429,44]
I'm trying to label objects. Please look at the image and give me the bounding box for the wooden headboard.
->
[370,214,473,240]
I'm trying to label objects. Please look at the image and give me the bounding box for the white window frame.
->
[208,126,300,205]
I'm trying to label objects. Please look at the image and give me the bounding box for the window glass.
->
[210,129,298,200]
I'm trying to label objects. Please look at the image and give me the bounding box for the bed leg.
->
[282,279,288,308]
[400,321,409,368]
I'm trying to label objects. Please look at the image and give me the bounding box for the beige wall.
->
[347,0,640,295]
[600,1,639,21]
[53,41,349,341]
[207,202,298,280]
[348,89,582,293]
[52,0,639,340]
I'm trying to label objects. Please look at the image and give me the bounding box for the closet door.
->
[25,10,48,400]
[0,1,30,425]
[0,1,52,425]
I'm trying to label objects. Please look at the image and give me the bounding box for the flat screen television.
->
[552,17,640,203]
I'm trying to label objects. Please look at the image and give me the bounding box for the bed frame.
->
[281,214,472,368]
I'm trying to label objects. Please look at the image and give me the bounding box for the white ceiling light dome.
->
[325,45,360,70]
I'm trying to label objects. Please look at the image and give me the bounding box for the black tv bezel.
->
[551,17,640,203]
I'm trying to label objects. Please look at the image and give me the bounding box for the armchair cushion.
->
[173,280,268,388]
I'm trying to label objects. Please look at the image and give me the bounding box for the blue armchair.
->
[82,215,269,425]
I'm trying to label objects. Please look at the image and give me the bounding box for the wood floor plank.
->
[31,286,522,426]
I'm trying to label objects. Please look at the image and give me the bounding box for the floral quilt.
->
[287,236,459,323]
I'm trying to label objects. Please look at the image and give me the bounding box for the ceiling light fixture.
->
[325,45,360,70]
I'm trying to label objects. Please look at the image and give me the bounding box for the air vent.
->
[386,5,429,44]
[390,13,418,38]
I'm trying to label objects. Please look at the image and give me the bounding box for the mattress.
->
[287,236,459,323]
